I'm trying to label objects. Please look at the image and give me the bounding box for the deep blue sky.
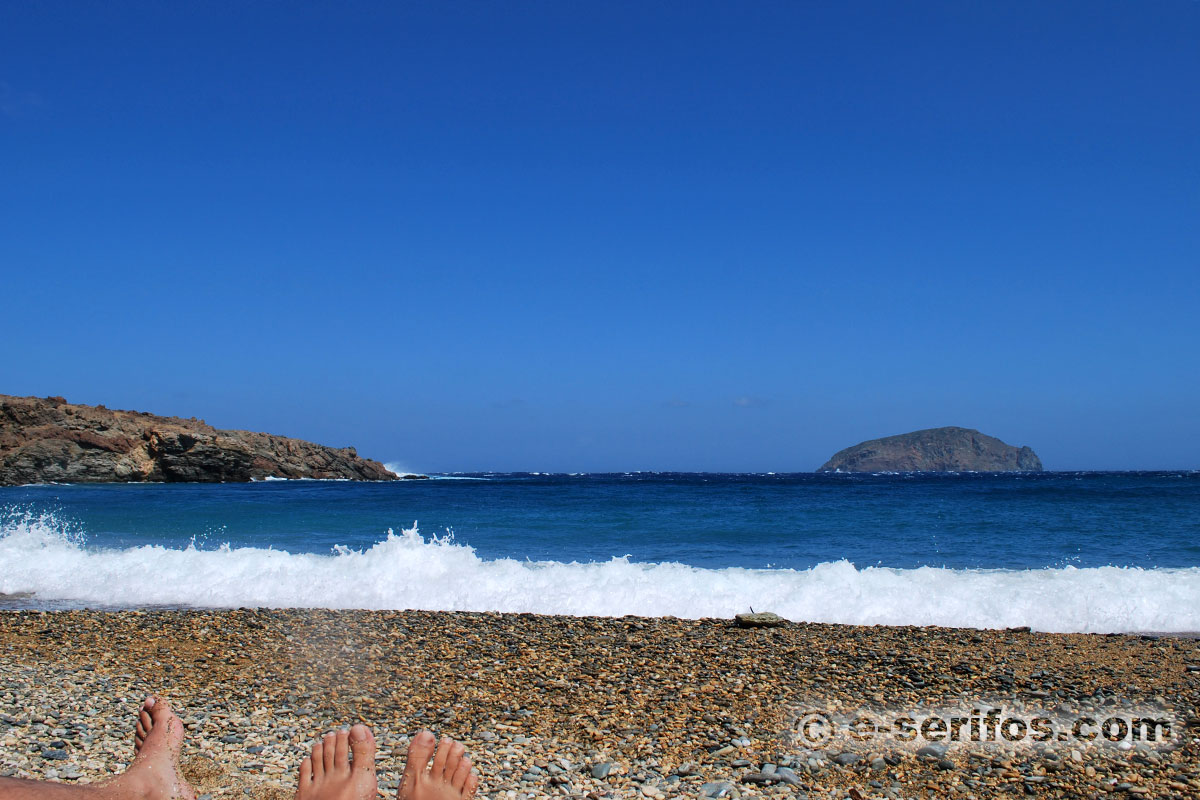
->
[2,2,1197,472]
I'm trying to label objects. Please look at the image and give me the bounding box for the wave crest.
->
[1,511,1197,632]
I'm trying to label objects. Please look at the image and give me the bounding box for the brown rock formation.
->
[0,394,404,485]
[817,426,1043,473]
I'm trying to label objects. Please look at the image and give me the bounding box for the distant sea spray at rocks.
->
[2,508,1197,634]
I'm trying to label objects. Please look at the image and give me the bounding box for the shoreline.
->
[1,609,1197,799]
[4,595,1200,639]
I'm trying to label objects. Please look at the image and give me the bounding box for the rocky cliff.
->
[818,426,1043,473]
[0,395,403,485]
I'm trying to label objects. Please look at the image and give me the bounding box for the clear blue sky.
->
[2,1,1197,472]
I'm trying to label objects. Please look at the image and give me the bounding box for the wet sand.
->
[0,609,1197,799]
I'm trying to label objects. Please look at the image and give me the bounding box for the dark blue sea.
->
[2,472,1198,632]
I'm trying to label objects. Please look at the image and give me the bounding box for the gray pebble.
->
[775,767,801,786]
[916,743,948,759]
[701,781,735,797]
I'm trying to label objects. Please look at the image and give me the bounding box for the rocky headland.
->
[0,394,403,485]
[818,426,1043,473]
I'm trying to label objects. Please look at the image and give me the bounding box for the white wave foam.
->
[1,511,1198,632]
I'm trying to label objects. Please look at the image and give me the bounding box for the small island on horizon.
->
[818,426,1044,473]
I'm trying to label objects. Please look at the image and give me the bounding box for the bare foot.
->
[109,696,196,800]
[398,731,478,800]
[294,725,377,800]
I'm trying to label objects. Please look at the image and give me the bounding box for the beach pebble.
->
[740,771,775,784]
[734,613,786,629]
[700,780,735,797]
[774,767,801,786]
[917,744,948,760]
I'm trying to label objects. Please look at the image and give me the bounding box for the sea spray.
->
[2,511,1198,632]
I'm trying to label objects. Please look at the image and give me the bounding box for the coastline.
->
[1,610,1197,799]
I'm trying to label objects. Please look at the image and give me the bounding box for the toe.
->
[441,741,465,781]
[349,724,376,774]
[404,730,436,773]
[333,729,351,774]
[322,732,337,774]
[431,736,453,779]
[400,730,437,795]
[145,696,171,725]
[135,696,154,750]
[451,757,472,791]
[310,741,325,778]
[464,772,480,799]
[297,756,313,797]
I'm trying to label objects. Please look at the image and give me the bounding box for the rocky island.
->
[0,394,405,485]
[818,426,1043,472]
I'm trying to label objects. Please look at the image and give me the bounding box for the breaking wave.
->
[2,509,1198,633]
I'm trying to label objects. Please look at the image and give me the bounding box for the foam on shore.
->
[2,510,1198,632]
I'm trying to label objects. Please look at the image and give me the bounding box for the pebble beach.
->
[1,610,1198,800]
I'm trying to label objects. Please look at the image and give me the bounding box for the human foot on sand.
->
[397,731,478,800]
[0,696,196,800]
[294,726,377,800]
[115,696,197,800]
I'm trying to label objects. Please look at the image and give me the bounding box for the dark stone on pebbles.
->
[590,762,613,779]
[832,752,862,766]
[735,612,787,628]
[917,743,949,759]
[701,781,735,797]
[741,772,776,784]
[774,767,801,785]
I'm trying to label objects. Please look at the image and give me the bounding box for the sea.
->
[1,471,1198,634]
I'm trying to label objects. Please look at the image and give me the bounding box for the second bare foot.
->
[398,731,478,800]
[295,725,377,800]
